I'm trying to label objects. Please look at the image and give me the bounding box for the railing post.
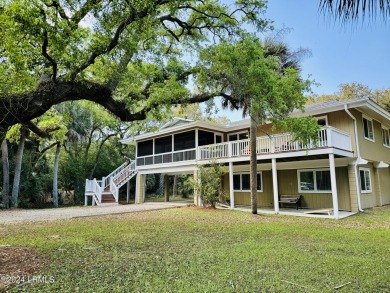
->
[228,142,232,157]
[271,137,275,153]
[327,128,332,147]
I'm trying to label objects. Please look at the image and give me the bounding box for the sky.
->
[216,0,390,121]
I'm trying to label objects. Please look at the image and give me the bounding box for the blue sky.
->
[216,0,390,121]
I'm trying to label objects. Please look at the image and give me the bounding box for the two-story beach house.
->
[85,97,390,219]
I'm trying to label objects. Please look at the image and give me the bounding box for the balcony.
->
[198,127,352,161]
[136,127,353,168]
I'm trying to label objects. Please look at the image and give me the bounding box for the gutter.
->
[344,105,364,212]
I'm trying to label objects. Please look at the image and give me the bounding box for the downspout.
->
[344,105,364,212]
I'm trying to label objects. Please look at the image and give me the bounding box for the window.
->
[382,127,390,147]
[154,136,172,154]
[363,116,374,141]
[174,131,195,151]
[233,173,262,192]
[198,130,215,146]
[298,169,331,193]
[137,140,153,157]
[316,116,328,127]
[359,168,372,193]
[228,131,249,142]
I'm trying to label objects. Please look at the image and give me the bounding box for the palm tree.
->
[220,38,307,214]
[248,40,306,214]
[320,0,390,21]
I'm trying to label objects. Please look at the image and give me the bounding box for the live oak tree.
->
[198,36,319,214]
[0,0,270,139]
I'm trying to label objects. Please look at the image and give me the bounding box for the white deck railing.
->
[137,148,196,166]
[198,127,352,160]
[85,178,102,204]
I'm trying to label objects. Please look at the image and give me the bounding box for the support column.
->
[272,158,279,214]
[126,180,130,204]
[193,170,199,206]
[229,162,234,209]
[164,174,170,202]
[135,173,145,204]
[329,154,339,219]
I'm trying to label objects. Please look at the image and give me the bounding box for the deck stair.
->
[85,160,137,206]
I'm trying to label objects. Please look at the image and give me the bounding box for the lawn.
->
[0,206,389,292]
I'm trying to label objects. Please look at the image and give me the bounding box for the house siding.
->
[379,167,390,205]
[352,109,390,164]
[278,168,351,211]
[224,171,274,207]
[359,163,380,209]
[326,110,357,154]
[223,167,351,211]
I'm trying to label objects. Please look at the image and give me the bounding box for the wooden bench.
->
[279,195,302,210]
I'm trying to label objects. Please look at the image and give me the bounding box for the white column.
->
[135,173,140,204]
[126,180,130,204]
[329,153,339,219]
[229,162,234,209]
[272,158,279,214]
[142,175,146,203]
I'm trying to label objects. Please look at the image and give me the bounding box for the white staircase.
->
[85,160,137,206]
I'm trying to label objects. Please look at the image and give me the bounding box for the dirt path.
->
[0,202,187,224]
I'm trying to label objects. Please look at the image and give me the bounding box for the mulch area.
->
[0,246,48,292]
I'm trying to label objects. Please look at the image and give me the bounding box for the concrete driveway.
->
[0,202,187,224]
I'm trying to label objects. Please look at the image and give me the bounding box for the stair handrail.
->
[89,178,102,204]
[103,162,128,187]
[109,177,119,202]
[112,160,136,184]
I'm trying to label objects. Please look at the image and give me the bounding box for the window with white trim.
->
[298,169,331,193]
[233,173,262,192]
[382,127,390,147]
[362,116,374,141]
[359,168,372,193]
[316,115,328,126]
[228,131,248,142]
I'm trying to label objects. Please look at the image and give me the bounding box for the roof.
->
[120,97,390,144]
[159,117,194,130]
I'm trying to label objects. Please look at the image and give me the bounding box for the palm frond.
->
[320,0,390,21]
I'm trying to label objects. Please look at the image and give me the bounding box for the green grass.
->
[1,206,390,292]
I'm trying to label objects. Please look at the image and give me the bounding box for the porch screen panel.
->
[155,136,172,154]
[316,170,331,191]
[198,130,215,146]
[300,171,314,191]
[174,131,195,151]
[137,140,153,157]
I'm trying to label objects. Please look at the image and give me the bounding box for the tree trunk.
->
[2,139,10,208]
[88,133,115,179]
[250,117,258,214]
[173,175,178,197]
[11,128,28,208]
[158,173,165,195]
[53,141,61,208]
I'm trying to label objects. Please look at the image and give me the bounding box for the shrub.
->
[191,160,225,208]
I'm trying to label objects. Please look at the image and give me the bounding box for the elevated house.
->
[85,97,390,219]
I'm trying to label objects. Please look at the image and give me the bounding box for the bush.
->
[191,160,225,208]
